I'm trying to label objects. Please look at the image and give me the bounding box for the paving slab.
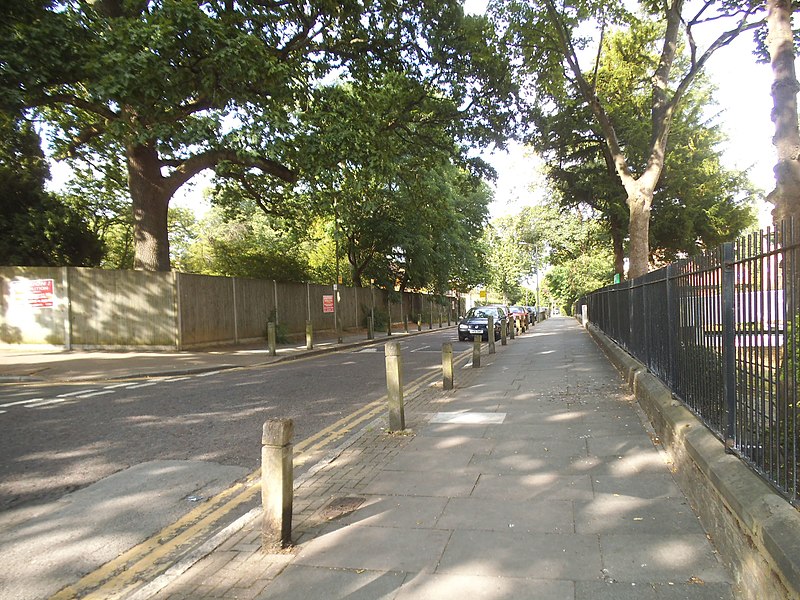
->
[255,565,406,600]
[436,529,602,580]
[292,525,451,573]
[394,574,574,600]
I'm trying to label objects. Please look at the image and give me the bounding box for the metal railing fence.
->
[581,222,800,504]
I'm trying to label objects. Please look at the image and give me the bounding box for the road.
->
[0,329,477,600]
[0,330,467,514]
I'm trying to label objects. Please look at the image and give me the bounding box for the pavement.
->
[0,318,738,599]
[0,326,422,383]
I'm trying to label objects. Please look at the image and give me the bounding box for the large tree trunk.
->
[627,185,653,280]
[128,142,171,271]
[610,222,625,278]
[766,0,800,224]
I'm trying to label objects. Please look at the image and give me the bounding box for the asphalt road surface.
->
[0,330,466,513]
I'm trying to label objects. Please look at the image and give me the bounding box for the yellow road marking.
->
[51,345,472,600]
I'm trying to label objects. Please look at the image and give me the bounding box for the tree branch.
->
[162,149,296,197]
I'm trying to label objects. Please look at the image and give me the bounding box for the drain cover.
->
[321,496,366,520]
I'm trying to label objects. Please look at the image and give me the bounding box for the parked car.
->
[524,306,537,324]
[458,306,507,341]
[507,305,529,327]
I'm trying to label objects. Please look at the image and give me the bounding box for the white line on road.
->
[125,382,158,389]
[196,370,225,377]
[57,390,97,398]
[78,390,115,399]
[25,398,71,408]
[162,377,190,382]
[103,382,135,390]
[0,398,44,408]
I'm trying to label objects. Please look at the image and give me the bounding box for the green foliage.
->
[179,208,311,281]
[2,0,519,270]
[0,114,102,266]
[527,24,756,269]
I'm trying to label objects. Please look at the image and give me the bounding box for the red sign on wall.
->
[11,278,55,308]
[322,295,335,313]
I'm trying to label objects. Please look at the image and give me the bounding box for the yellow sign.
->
[479,290,487,299]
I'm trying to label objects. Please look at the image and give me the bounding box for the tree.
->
[2,0,516,272]
[211,71,500,291]
[494,0,764,278]
[531,25,755,273]
[178,207,312,281]
[764,0,800,225]
[0,113,102,266]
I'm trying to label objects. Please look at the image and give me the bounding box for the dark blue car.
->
[458,306,507,341]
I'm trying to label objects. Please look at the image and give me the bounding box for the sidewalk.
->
[148,317,736,600]
[0,327,432,383]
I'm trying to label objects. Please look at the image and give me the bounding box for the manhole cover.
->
[321,496,366,520]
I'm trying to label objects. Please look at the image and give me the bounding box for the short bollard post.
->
[509,318,515,339]
[367,315,374,340]
[438,310,442,328]
[268,322,277,357]
[501,317,507,346]
[472,335,481,368]
[488,315,496,354]
[442,342,454,390]
[404,315,409,333]
[261,418,293,550]
[305,320,313,350]
[417,314,422,331]
[385,342,405,431]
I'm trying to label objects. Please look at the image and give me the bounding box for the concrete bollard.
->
[510,318,515,340]
[367,315,374,340]
[404,316,409,333]
[385,342,405,431]
[438,310,442,328]
[501,317,507,346]
[305,320,313,350]
[417,314,422,331]
[488,315,496,354]
[472,335,481,368]
[261,418,294,550]
[268,322,277,357]
[442,342,454,390]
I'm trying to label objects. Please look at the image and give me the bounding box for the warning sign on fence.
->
[322,294,335,313]
[11,279,55,308]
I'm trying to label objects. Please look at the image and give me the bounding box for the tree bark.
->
[128,142,171,271]
[766,0,800,224]
[609,212,626,278]
[627,185,653,279]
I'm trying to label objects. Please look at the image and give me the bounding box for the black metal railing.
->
[581,222,800,504]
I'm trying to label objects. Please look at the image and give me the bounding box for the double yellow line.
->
[52,346,471,600]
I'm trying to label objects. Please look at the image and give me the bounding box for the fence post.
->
[722,242,736,451]
[261,418,293,550]
[367,315,374,340]
[442,342,454,390]
[472,335,481,367]
[385,342,405,431]
[268,322,277,357]
[488,315,496,354]
[404,315,409,333]
[387,297,392,336]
